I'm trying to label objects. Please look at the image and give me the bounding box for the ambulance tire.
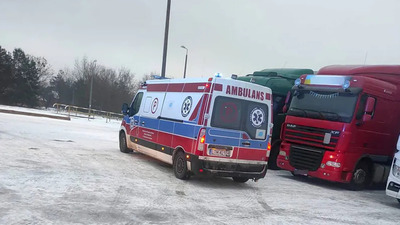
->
[348,161,371,191]
[173,151,190,180]
[119,131,132,153]
[232,177,249,183]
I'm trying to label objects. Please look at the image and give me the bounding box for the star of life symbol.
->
[250,108,265,128]
[181,96,192,117]
[151,98,158,114]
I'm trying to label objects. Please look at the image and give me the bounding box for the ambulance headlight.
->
[294,78,301,86]
[343,80,350,89]
[393,159,400,178]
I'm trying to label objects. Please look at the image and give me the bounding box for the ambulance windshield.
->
[211,96,268,140]
[288,90,358,123]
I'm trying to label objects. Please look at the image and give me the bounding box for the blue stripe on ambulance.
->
[132,116,268,149]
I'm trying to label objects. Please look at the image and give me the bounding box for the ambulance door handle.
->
[141,121,145,126]
[134,120,138,125]
[242,142,250,146]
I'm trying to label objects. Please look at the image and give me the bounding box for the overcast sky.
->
[1,0,399,79]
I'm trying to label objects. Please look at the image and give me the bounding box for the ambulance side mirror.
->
[121,103,129,115]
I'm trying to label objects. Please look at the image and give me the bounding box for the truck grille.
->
[289,145,324,171]
[284,124,340,151]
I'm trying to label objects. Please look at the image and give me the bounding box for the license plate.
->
[293,169,308,176]
[208,148,231,157]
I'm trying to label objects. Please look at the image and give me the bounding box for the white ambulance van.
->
[386,135,400,203]
[119,77,273,182]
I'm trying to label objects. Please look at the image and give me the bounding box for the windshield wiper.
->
[304,109,324,120]
[320,111,342,122]
[288,107,306,117]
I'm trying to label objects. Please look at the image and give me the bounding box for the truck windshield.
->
[287,90,358,123]
[211,96,269,140]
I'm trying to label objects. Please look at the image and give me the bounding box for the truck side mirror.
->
[362,114,372,122]
[362,97,375,122]
[364,97,375,114]
[282,91,291,113]
[121,103,129,115]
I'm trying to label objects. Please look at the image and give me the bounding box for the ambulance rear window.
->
[211,96,268,140]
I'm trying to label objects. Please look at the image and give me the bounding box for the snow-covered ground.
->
[0,106,399,224]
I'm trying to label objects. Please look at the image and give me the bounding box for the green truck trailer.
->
[237,68,314,169]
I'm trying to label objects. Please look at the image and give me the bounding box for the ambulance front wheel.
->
[119,131,132,153]
[173,151,190,180]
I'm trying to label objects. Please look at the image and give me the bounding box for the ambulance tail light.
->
[197,128,206,151]
[267,137,272,157]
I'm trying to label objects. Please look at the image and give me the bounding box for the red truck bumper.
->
[277,143,353,183]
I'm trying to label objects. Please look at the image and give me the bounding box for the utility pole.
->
[161,0,171,78]
[181,46,188,78]
[88,60,97,119]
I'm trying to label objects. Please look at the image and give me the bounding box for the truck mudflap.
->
[187,154,268,180]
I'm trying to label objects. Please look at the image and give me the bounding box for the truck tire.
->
[173,151,190,180]
[268,144,280,170]
[119,131,132,153]
[232,177,249,183]
[349,161,371,191]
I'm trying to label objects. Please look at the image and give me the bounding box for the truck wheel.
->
[232,177,249,183]
[119,132,132,153]
[268,144,280,170]
[173,151,190,180]
[349,162,371,190]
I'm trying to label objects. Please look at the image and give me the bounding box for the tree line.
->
[0,45,152,113]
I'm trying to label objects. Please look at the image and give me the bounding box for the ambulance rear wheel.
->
[232,177,249,183]
[173,151,190,180]
[119,131,132,153]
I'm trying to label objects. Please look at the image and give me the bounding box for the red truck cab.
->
[277,65,400,189]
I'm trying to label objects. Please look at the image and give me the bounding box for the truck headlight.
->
[326,161,341,168]
[393,159,400,178]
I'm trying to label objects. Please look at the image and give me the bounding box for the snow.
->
[0,106,399,224]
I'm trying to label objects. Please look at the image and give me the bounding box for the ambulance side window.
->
[129,92,144,116]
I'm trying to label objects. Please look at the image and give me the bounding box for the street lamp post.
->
[181,45,188,78]
[88,60,97,119]
[161,0,171,78]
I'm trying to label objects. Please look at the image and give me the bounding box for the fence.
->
[52,103,123,122]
